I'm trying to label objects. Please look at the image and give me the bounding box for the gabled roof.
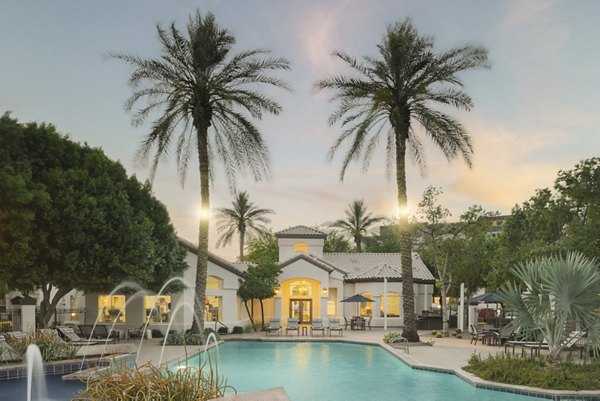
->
[275,225,327,239]
[279,253,344,274]
[323,252,435,283]
[178,238,244,277]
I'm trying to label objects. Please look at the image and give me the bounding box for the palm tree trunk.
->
[239,228,245,262]
[395,130,419,342]
[191,127,210,334]
[356,236,362,252]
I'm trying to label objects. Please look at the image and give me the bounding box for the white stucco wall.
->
[278,237,324,261]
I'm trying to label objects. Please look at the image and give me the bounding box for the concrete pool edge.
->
[222,337,600,401]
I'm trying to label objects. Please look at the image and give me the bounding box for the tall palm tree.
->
[331,199,385,252]
[215,191,274,262]
[115,11,290,333]
[318,19,487,341]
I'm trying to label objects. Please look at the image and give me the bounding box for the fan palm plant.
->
[331,199,385,252]
[318,18,487,341]
[114,11,290,333]
[498,252,600,365]
[215,191,274,262]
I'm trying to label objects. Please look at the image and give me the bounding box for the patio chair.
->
[469,325,487,345]
[127,324,146,340]
[79,324,117,342]
[311,318,326,336]
[488,325,514,346]
[266,318,282,336]
[286,318,299,336]
[351,317,366,330]
[343,316,349,329]
[329,318,343,337]
[0,335,20,363]
[57,326,100,345]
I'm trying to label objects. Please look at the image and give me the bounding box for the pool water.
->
[0,375,85,401]
[181,341,539,401]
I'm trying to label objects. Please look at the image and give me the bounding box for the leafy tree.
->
[215,191,274,262]
[498,253,600,365]
[238,261,281,330]
[114,11,290,333]
[330,200,385,252]
[245,232,279,266]
[318,19,488,341]
[0,114,187,327]
[322,228,353,253]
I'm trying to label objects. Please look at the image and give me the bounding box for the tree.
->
[498,253,600,365]
[238,261,281,330]
[245,232,279,266]
[322,228,353,253]
[0,114,187,327]
[318,19,488,341]
[215,191,274,262]
[330,200,385,252]
[415,187,495,336]
[114,11,290,333]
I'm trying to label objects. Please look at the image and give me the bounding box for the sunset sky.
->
[2,1,599,260]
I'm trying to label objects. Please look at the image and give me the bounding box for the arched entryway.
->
[280,278,321,323]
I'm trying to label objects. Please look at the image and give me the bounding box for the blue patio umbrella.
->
[341,294,374,316]
[468,291,504,304]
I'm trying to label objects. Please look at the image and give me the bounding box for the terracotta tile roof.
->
[322,252,434,282]
[274,225,327,238]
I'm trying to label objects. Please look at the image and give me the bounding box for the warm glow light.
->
[397,205,410,217]
[274,288,280,295]
[322,287,328,295]
[195,206,211,221]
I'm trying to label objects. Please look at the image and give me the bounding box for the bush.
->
[455,329,462,334]
[163,329,220,346]
[456,334,462,339]
[151,329,164,338]
[451,332,457,337]
[217,327,228,335]
[435,333,443,338]
[7,331,77,362]
[78,362,232,400]
[383,332,403,344]
[464,353,600,390]
[232,326,243,334]
[431,330,438,336]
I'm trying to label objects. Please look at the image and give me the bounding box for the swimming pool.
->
[179,341,539,401]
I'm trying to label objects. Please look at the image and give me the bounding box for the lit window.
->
[360,292,373,317]
[98,295,126,323]
[327,288,338,317]
[144,295,172,323]
[207,276,223,290]
[290,281,312,296]
[293,242,308,253]
[205,296,222,321]
[380,292,400,317]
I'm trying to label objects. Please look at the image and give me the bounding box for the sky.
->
[2,0,599,260]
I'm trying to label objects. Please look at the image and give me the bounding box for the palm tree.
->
[114,11,290,333]
[331,199,385,252]
[215,191,274,262]
[318,19,487,341]
[498,253,600,365]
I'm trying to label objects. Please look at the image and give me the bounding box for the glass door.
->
[290,299,312,323]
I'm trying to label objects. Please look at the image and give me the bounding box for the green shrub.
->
[451,332,457,337]
[431,330,438,336]
[464,353,600,390]
[7,331,77,362]
[455,329,462,334]
[456,334,462,339]
[383,332,403,344]
[151,329,164,338]
[232,326,243,334]
[243,323,256,333]
[217,327,228,335]
[163,329,220,345]
[435,333,443,338]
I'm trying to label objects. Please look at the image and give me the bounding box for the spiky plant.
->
[330,199,385,252]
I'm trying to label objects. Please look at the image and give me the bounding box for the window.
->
[205,296,222,321]
[290,281,312,297]
[207,276,223,290]
[360,292,373,317]
[380,292,400,317]
[327,288,338,317]
[98,295,126,323]
[293,242,308,253]
[144,295,171,323]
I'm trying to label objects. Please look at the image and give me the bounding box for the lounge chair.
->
[0,334,21,363]
[266,318,282,336]
[524,331,586,357]
[57,326,100,345]
[329,318,343,337]
[286,318,299,336]
[311,318,326,336]
[79,325,118,342]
